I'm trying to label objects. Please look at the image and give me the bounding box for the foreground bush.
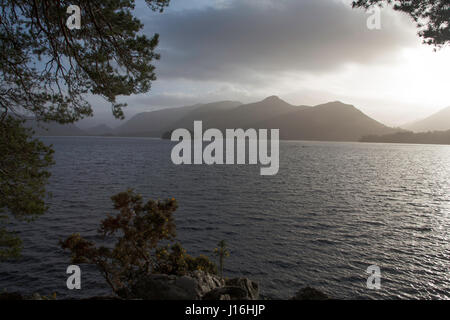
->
[60,190,216,298]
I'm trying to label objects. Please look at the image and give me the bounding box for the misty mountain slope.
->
[114,97,401,141]
[85,124,113,136]
[33,96,404,141]
[116,97,305,135]
[361,129,450,145]
[115,101,243,136]
[114,104,202,136]
[402,106,450,132]
[202,96,309,130]
[169,100,242,130]
[26,119,86,136]
[255,101,400,141]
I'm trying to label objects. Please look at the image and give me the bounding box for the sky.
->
[79,0,450,129]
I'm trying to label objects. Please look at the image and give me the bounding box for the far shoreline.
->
[36,135,450,147]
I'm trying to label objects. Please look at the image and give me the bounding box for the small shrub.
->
[214,240,230,278]
[154,243,217,275]
[60,189,216,297]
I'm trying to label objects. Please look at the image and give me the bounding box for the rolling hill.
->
[26,119,86,136]
[113,101,241,136]
[26,96,406,141]
[116,96,401,141]
[361,129,450,145]
[168,100,243,130]
[199,95,309,130]
[255,101,400,141]
[403,106,450,132]
[85,124,113,136]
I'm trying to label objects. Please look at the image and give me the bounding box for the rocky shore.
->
[0,271,330,300]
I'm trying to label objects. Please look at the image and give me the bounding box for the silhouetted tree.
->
[0,117,54,260]
[60,190,216,298]
[214,240,230,279]
[0,0,170,259]
[352,0,449,47]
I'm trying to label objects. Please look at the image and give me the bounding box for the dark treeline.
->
[361,130,450,145]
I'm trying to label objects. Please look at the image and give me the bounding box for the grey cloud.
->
[142,0,417,83]
[116,83,255,109]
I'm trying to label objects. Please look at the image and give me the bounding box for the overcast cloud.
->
[80,0,449,128]
[146,0,416,83]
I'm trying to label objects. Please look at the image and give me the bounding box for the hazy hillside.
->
[113,101,240,137]
[117,96,308,136]
[169,100,242,130]
[255,101,400,141]
[361,130,450,145]
[85,124,113,136]
[26,119,86,136]
[115,97,402,141]
[113,104,202,136]
[403,106,450,132]
[26,96,405,141]
[201,96,308,130]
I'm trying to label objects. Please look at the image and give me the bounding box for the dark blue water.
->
[1,136,450,299]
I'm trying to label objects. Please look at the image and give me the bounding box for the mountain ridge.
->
[28,96,407,142]
[254,101,400,141]
[402,106,450,132]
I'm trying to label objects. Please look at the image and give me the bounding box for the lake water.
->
[1,136,450,299]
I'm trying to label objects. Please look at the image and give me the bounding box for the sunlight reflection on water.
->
[1,137,449,299]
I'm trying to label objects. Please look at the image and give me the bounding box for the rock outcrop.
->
[225,277,259,300]
[126,271,222,300]
[126,271,259,300]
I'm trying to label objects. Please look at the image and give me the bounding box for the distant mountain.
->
[255,101,400,141]
[361,129,450,145]
[117,97,307,136]
[85,124,113,136]
[403,106,450,132]
[170,100,242,130]
[114,105,198,137]
[24,96,405,141]
[197,95,308,130]
[115,96,308,136]
[113,101,240,137]
[116,96,400,141]
[26,119,86,136]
